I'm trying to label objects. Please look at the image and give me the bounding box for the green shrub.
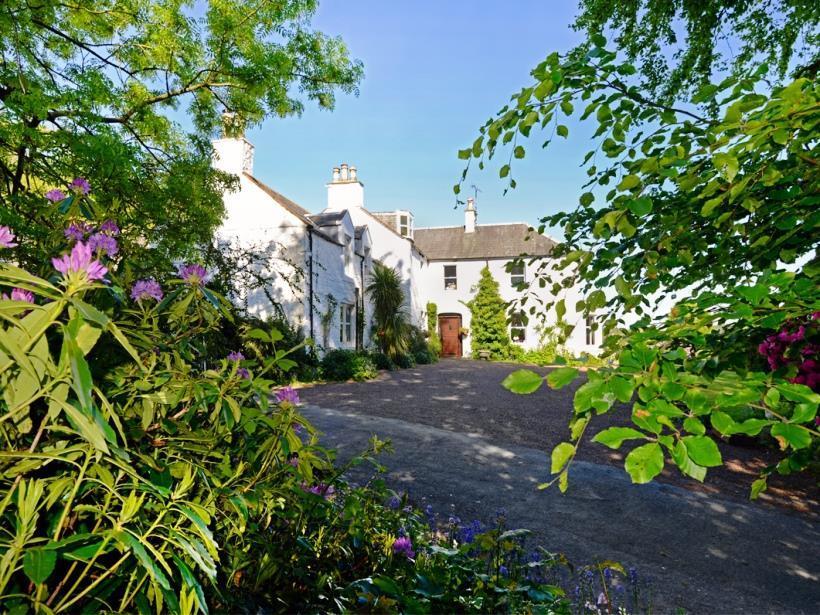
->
[414,349,435,364]
[394,352,417,369]
[370,351,395,371]
[321,349,378,381]
[466,267,512,360]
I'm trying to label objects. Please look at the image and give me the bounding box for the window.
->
[510,312,526,342]
[443,265,457,290]
[510,262,525,286]
[340,304,354,343]
[585,315,596,345]
[344,242,352,268]
[399,214,411,238]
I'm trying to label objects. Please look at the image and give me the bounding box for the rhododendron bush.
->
[464,38,819,497]
[0,187,575,613]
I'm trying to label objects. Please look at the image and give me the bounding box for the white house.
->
[213,132,599,357]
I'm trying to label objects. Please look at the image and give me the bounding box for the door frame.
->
[438,313,463,358]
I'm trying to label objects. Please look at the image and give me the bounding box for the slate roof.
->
[307,211,347,227]
[243,173,342,246]
[413,223,555,260]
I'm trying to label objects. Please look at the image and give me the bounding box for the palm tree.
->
[366,262,410,359]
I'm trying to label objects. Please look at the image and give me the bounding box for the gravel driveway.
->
[299,359,820,614]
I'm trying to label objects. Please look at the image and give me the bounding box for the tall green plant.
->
[466,267,512,360]
[366,263,410,359]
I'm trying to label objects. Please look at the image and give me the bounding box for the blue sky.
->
[246,0,595,233]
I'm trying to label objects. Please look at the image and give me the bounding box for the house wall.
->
[420,258,599,357]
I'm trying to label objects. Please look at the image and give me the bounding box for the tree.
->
[572,0,819,102]
[0,0,363,276]
[461,33,818,497]
[366,262,409,359]
[467,267,512,360]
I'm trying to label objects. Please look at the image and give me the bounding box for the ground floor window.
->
[586,315,596,345]
[340,304,354,343]
[510,312,526,342]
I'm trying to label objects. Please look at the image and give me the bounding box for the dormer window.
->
[399,214,410,238]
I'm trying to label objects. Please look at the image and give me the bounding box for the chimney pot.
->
[332,166,341,182]
[350,166,357,181]
[340,163,349,181]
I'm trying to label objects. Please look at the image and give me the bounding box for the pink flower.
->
[177,263,210,286]
[45,189,67,202]
[10,288,34,303]
[130,279,163,302]
[52,241,108,283]
[0,226,17,248]
[69,177,91,195]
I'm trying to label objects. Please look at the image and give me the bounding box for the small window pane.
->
[510,312,526,342]
[399,214,410,237]
[443,265,457,290]
[340,305,354,343]
[586,315,596,345]
[510,263,525,286]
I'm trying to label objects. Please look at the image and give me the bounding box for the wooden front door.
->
[439,314,462,358]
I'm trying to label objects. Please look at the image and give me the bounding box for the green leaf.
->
[546,367,579,389]
[683,417,706,435]
[624,442,664,484]
[551,442,574,474]
[609,376,634,402]
[514,145,525,159]
[502,369,543,394]
[750,478,768,500]
[626,197,653,216]
[682,436,722,467]
[671,440,706,482]
[557,124,569,138]
[592,427,646,449]
[770,423,812,450]
[617,174,640,191]
[23,548,56,584]
[115,530,171,590]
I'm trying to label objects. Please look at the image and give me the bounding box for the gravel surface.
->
[299,359,817,516]
[302,403,820,614]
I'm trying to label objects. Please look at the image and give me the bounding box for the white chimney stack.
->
[326,162,364,210]
[465,197,477,233]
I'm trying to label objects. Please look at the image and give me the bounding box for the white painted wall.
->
[420,258,599,357]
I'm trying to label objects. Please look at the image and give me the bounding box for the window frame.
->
[510,262,526,286]
[340,304,354,343]
[585,315,596,346]
[443,265,457,290]
[510,311,526,343]
[399,213,410,238]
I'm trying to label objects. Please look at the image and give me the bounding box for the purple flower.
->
[227,351,245,362]
[237,367,251,380]
[45,189,67,203]
[64,221,93,242]
[10,288,34,303]
[88,233,118,257]
[292,421,303,434]
[69,177,91,195]
[275,386,300,406]
[99,220,120,236]
[392,536,415,559]
[177,263,210,286]
[499,565,509,577]
[288,454,300,467]
[130,278,163,303]
[388,495,401,510]
[0,226,17,248]
[52,241,108,283]
[302,482,335,500]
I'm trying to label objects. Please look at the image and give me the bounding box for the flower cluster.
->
[301,482,335,500]
[1,288,34,303]
[65,221,94,242]
[178,263,210,286]
[275,386,300,406]
[758,313,820,390]
[69,177,91,195]
[131,278,164,303]
[52,241,108,284]
[392,536,415,559]
[45,189,67,203]
[0,226,17,249]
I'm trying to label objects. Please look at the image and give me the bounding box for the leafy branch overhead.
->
[0,0,363,277]
[475,33,818,496]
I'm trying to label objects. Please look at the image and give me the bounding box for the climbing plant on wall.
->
[466,267,513,360]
